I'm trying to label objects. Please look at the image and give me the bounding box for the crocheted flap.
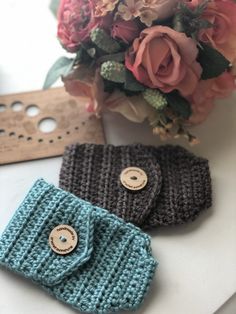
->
[143,145,212,227]
[0,179,95,286]
[60,144,163,226]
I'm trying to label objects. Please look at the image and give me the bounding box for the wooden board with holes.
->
[0,87,105,165]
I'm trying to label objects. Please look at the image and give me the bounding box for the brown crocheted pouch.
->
[59,144,212,229]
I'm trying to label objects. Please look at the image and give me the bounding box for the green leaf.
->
[103,79,121,93]
[174,1,213,39]
[75,46,94,65]
[43,57,74,89]
[49,0,60,18]
[124,71,146,92]
[195,0,209,15]
[197,42,230,79]
[166,91,192,119]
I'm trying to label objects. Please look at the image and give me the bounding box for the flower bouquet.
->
[45,0,236,144]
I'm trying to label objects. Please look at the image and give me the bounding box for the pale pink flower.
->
[142,0,178,20]
[106,90,158,124]
[118,0,143,21]
[139,9,159,27]
[142,0,160,8]
[95,0,119,17]
[62,67,107,114]
[117,0,178,26]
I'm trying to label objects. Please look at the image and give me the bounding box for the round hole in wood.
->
[49,139,54,143]
[9,132,15,136]
[0,104,6,112]
[38,117,57,133]
[18,134,24,139]
[11,101,23,112]
[27,137,32,141]
[26,104,40,117]
[0,129,5,136]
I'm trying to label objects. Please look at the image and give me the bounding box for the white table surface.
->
[0,1,236,314]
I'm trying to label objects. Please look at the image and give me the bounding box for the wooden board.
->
[0,87,105,165]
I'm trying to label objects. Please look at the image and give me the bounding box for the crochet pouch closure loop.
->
[0,179,95,287]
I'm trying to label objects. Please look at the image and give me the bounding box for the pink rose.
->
[57,0,111,52]
[112,19,141,44]
[189,71,236,124]
[187,0,236,62]
[125,26,202,96]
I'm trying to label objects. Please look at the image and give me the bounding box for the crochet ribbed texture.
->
[0,179,157,314]
[60,144,212,229]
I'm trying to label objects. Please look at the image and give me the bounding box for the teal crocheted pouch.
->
[0,179,157,314]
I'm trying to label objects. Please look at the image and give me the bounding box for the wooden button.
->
[120,167,148,191]
[49,225,78,255]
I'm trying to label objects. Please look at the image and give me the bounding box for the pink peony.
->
[57,0,111,52]
[189,71,236,124]
[187,0,236,62]
[112,19,141,44]
[125,26,202,96]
